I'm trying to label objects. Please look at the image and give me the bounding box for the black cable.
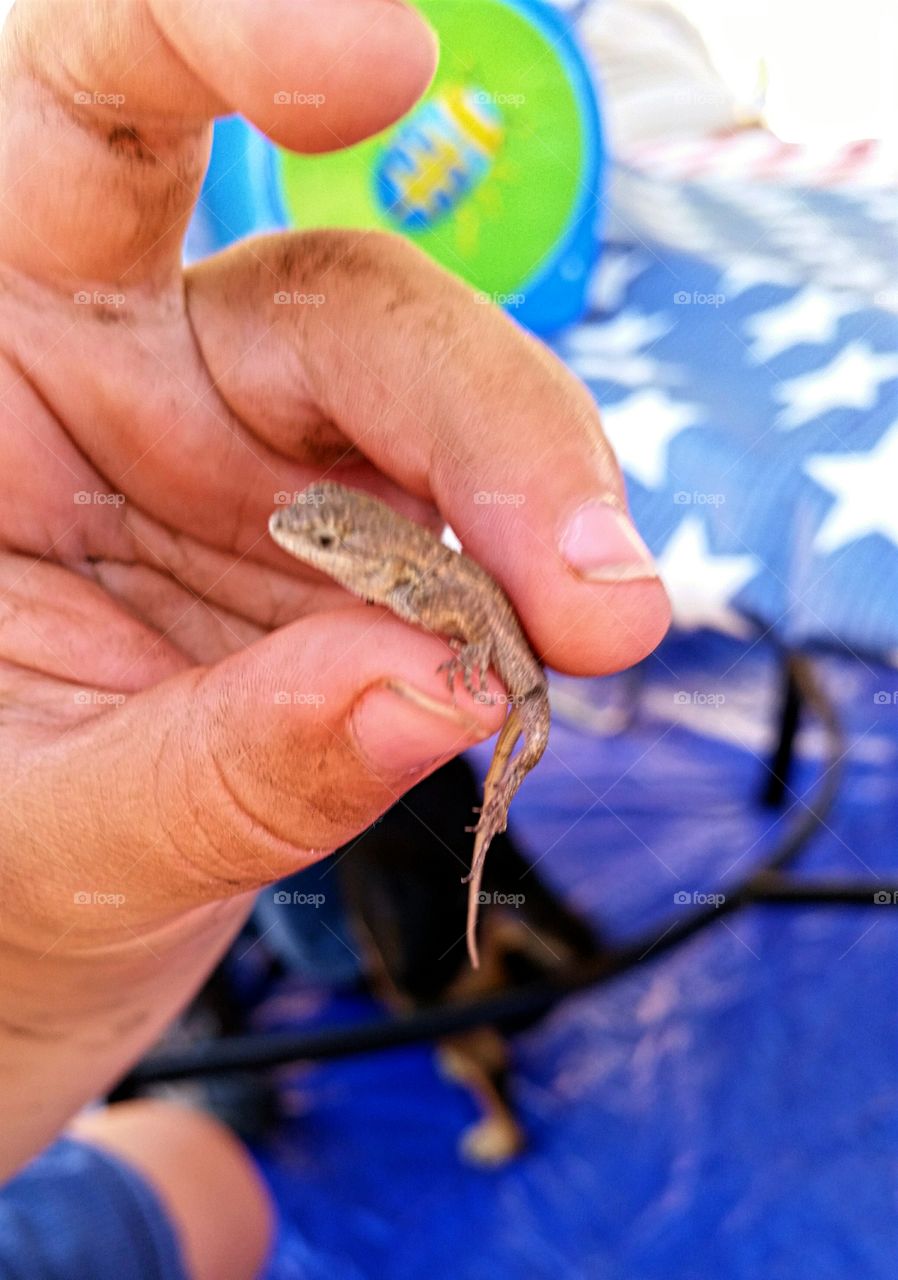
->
[749,873,898,905]
[762,660,803,807]
[127,653,869,1085]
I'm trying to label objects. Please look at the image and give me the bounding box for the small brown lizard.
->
[269,481,549,967]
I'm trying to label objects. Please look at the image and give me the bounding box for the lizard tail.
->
[465,839,486,968]
[464,709,523,968]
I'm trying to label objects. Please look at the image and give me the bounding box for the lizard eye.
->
[316,532,335,548]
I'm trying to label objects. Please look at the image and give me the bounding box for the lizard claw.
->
[436,657,459,695]
[449,640,495,704]
[437,641,494,705]
[437,639,470,698]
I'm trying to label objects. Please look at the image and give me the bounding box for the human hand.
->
[0,0,668,1169]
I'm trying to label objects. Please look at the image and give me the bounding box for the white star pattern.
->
[600,390,700,489]
[775,342,898,429]
[563,310,678,389]
[655,517,759,638]
[719,255,801,299]
[743,288,857,363]
[565,349,679,389]
[565,310,671,356]
[588,249,650,314]
[805,420,898,553]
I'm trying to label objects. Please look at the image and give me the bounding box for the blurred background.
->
[677,0,898,143]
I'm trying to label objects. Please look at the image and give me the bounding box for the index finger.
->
[0,0,436,284]
[187,231,672,676]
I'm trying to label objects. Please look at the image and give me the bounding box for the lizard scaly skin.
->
[269,482,549,967]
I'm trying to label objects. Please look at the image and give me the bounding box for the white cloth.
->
[577,0,750,152]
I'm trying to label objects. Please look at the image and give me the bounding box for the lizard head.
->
[269,482,419,597]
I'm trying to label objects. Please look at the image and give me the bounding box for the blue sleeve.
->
[0,1137,188,1280]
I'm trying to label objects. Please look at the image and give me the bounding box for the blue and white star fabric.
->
[553,183,898,657]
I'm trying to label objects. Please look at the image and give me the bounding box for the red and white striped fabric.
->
[627,129,898,189]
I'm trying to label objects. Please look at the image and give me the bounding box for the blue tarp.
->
[253,633,898,1279]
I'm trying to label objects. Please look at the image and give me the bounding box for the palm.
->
[0,269,383,715]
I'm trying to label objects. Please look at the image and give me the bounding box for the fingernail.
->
[560,500,658,583]
[352,681,490,775]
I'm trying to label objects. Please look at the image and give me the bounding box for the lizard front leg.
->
[390,578,494,700]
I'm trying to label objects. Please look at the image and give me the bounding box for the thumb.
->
[23,610,503,941]
[0,0,436,282]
